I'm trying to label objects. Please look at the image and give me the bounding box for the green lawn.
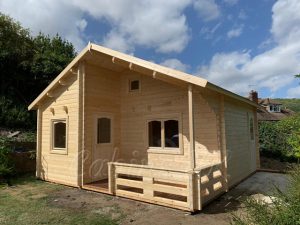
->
[0,176,120,225]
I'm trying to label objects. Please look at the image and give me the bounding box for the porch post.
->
[108,162,116,194]
[78,61,85,187]
[188,84,196,170]
[36,108,42,178]
[219,94,228,191]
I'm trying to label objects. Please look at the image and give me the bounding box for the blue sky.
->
[1,0,300,98]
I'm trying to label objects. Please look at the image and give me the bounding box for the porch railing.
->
[195,163,226,206]
[107,162,226,211]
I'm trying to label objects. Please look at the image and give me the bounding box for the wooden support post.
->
[219,95,228,191]
[196,172,202,210]
[77,62,85,187]
[188,84,195,170]
[108,163,115,194]
[36,108,42,178]
[188,171,196,211]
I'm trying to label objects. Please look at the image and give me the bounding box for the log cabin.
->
[28,43,260,211]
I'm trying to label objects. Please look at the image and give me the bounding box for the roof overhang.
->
[28,43,258,110]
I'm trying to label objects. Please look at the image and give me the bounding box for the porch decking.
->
[83,179,109,194]
[82,162,226,211]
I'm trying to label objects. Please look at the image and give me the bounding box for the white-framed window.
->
[147,115,182,154]
[97,117,112,144]
[51,119,68,153]
[269,104,281,112]
[129,79,140,92]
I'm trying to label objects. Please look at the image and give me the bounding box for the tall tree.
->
[0,13,33,103]
[0,13,76,129]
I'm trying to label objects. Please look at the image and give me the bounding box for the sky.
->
[1,0,300,98]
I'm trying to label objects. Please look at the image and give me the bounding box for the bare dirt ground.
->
[260,156,296,172]
[46,171,288,225]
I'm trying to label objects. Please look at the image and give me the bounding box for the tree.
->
[0,13,33,104]
[30,33,76,101]
[0,13,76,129]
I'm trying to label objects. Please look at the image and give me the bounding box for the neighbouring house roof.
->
[258,98,282,105]
[28,43,258,110]
[257,107,295,121]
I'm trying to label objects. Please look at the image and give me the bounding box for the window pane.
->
[130,80,139,91]
[164,120,179,148]
[97,118,111,143]
[54,122,66,148]
[249,118,254,140]
[148,121,161,147]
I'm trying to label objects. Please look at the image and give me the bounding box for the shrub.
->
[231,165,300,225]
[0,96,35,129]
[0,137,15,185]
[259,114,300,162]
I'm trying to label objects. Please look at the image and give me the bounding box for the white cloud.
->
[193,0,221,21]
[198,0,300,97]
[227,25,243,39]
[271,0,300,44]
[72,0,192,53]
[287,86,300,98]
[160,58,189,72]
[76,19,87,32]
[0,0,191,53]
[200,22,222,39]
[0,0,86,50]
[238,10,247,20]
[223,0,238,6]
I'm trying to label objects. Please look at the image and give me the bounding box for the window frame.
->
[146,114,183,155]
[95,114,113,146]
[50,118,68,154]
[249,117,254,141]
[128,79,141,93]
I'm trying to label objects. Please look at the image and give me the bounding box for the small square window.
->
[129,80,140,91]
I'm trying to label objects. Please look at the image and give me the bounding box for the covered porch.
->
[79,48,228,211]
[82,162,225,211]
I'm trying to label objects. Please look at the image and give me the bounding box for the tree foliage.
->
[0,13,76,129]
[259,114,300,161]
[274,98,300,113]
[0,137,15,185]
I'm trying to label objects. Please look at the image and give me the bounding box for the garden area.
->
[1,12,300,225]
[259,114,300,171]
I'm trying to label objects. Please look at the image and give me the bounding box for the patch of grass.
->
[231,165,300,225]
[0,175,119,225]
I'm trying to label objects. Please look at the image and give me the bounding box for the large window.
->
[164,120,179,147]
[148,121,161,147]
[97,117,111,144]
[148,119,179,149]
[52,120,67,149]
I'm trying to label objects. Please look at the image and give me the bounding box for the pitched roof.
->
[28,43,258,110]
[258,98,282,105]
[257,109,295,121]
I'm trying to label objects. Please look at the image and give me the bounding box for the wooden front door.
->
[91,113,115,182]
